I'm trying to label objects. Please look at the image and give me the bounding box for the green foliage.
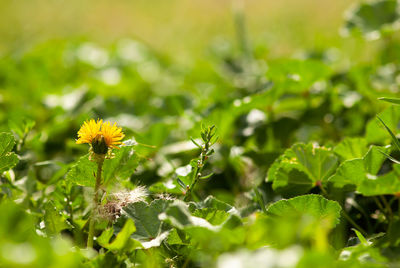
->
[66,142,140,187]
[0,201,84,267]
[97,219,139,251]
[333,137,369,161]
[43,201,70,236]
[65,154,97,187]
[5,1,400,266]
[329,145,388,191]
[0,133,19,173]
[358,165,400,196]
[366,106,400,144]
[122,199,172,247]
[267,194,342,227]
[267,143,338,197]
[343,0,400,40]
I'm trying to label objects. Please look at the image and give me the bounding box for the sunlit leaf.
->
[98,219,140,251]
[267,194,342,227]
[267,143,338,197]
[43,202,70,236]
[0,132,19,173]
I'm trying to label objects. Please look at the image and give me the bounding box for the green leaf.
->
[0,132,19,173]
[339,237,388,265]
[188,195,236,213]
[333,137,368,161]
[66,143,141,187]
[149,180,184,195]
[190,138,201,149]
[98,219,138,251]
[167,228,188,245]
[177,178,187,189]
[43,202,70,236]
[122,199,172,242]
[328,159,365,191]
[343,0,400,40]
[364,145,390,174]
[160,200,244,252]
[160,200,241,231]
[102,142,141,185]
[353,229,368,245]
[267,194,342,227]
[329,145,388,191]
[267,143,338,197]
[357,165,400,196]
[8,118,35,138]
[97,228,114,247]
[272,164,314,197]
[191,208,231,226]
[66,154,96,187]
[199,172,214,180]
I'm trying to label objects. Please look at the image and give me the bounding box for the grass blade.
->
[378,97,400,106]
[377,116,400,152]
[377,148,400,164]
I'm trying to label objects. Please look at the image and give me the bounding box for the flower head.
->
[76,119,125,155]
[76,119,103,145]
[100,121,125,149]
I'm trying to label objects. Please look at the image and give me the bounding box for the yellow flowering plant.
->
[76,119,125,158]
[76,119,125,248]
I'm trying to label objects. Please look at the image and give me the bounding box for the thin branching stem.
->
[184,153,204,202]
[183,125,216,202]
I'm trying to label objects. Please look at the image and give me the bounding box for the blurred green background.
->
[0,0,362,60]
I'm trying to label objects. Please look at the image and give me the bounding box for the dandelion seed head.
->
[99,186,148,221]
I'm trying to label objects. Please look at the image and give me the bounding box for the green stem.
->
[380,195,393,219]
[373,196,385,214]
[184,164,202,202]
[254,187,267,213]
[87,157,104,248]
[184,146,209,202]
[319,184,328,196]
[398,198,400,218]
[68,194,74,224]
[183,125,216,202]
[341,210,367,237]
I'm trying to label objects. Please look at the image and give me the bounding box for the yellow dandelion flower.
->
[101,121,125,149]
[76,119,103,145]
[76,119,125,155]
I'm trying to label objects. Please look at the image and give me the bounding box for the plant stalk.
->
[184,162,202,202]
[87,156,104,248]
[380,195,393,219]
[398,198,400,218]
[341,210,367,236]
